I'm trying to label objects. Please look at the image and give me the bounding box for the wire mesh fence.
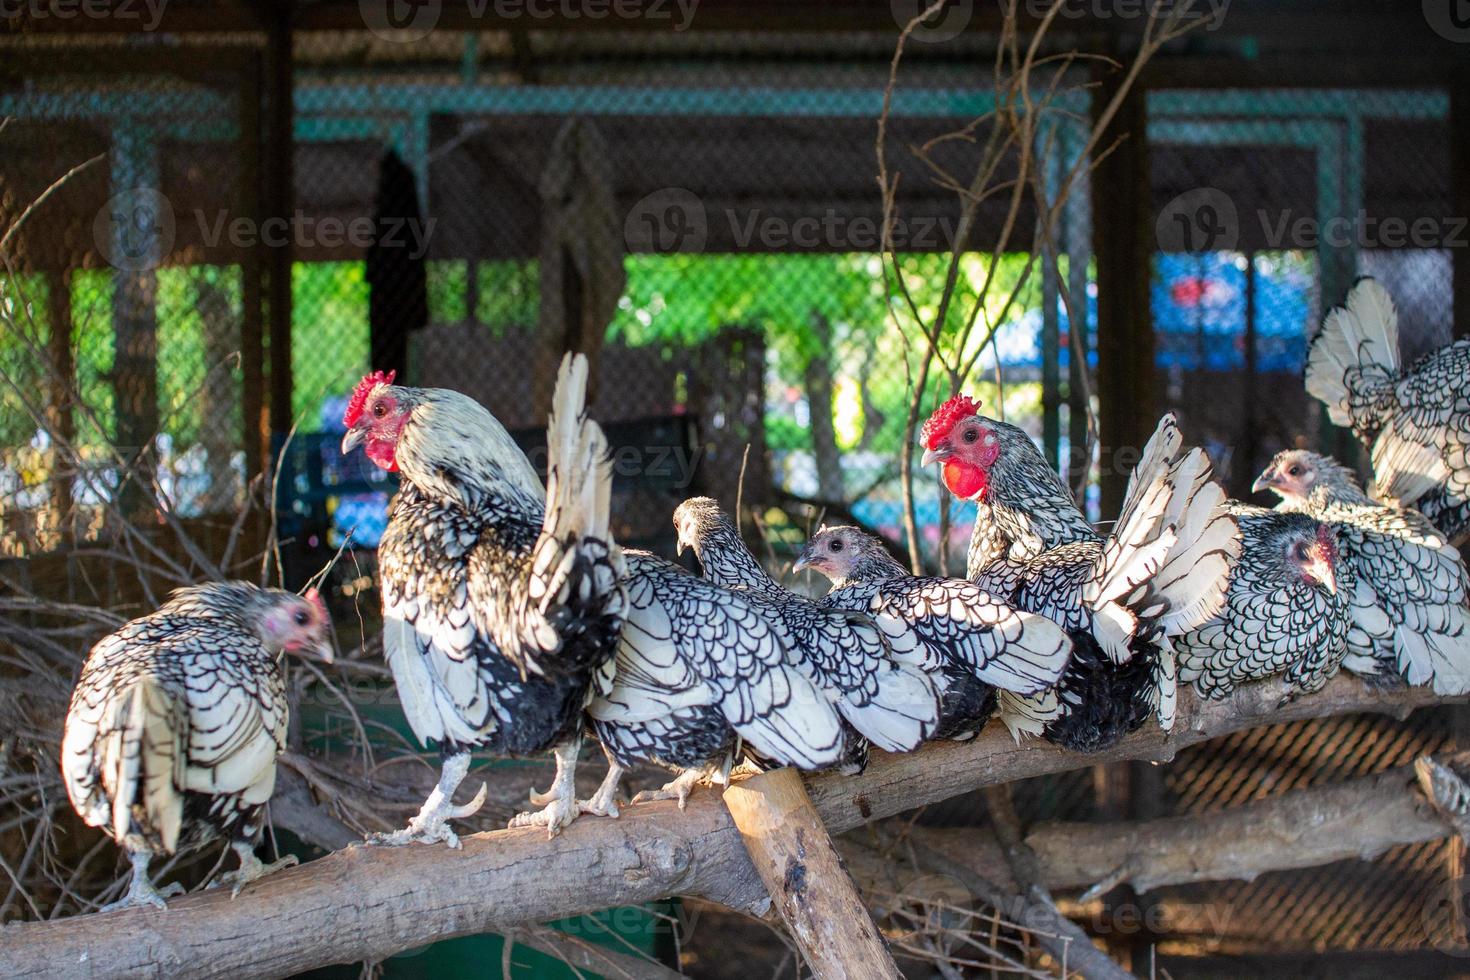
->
[0,21,1464,966]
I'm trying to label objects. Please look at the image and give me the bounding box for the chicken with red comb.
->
[921,400,1239,750]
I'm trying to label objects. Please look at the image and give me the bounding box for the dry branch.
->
[724,768,902,979]
[841,754,1465,899]
[0,677,1455,979]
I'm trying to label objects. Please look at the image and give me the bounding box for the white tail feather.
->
[1152,449,1240,635]
[1088,415,1241,650]
[1305,277,1400,427]
[531,353,625,623]
[100,678,185,853]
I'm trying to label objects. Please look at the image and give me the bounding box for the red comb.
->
[305,586,326,617]
[343,370,395,427]
[1315,525,1339,565]
[920,393,980,449]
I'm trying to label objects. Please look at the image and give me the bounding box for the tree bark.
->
[724,768,900,980]
[840,756,1463,899]
[0,678,1454,980]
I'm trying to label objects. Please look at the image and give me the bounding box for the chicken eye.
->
[372,402,387,419]
[1287,465,1301,476]
[829,539,844,553]
[962,429,979,444]
[293,609,310,626]
[1292,543,1309,561]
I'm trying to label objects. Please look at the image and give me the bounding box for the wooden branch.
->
[724,769,901,979]
[842,754,1464,899]
[980,784,1135,980]
[1,678,1454,980]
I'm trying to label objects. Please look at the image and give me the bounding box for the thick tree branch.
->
[841,754,1467,899]
[0,678,1455,980]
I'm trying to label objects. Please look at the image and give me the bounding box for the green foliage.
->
[0,274,50,446]
[292,262,370,431]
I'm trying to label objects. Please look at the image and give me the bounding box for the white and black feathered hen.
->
[342,356,627,844]
[1256,449,1470,695]
[674,498,941,756]
[1305,277,1470,545]
[583,550,850,811]
[793,525,1072,741]
[62,582,331,911]
[921,397,1240,750]
[1176,507,1352,700]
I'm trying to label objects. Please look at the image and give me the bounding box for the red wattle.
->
[942,460,986,500]
[365,439,399,472]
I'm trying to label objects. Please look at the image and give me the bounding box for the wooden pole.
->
[723,768,901,980]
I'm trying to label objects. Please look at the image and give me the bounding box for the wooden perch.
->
[841,754,1464,898]
[724,768,901,979]
[0,678,1455,980]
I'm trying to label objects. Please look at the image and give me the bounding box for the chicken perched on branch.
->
[922,399,1239,750]
[1305,277,1470,545]
[1255,449,1470,696]
[1176,508,1352,700]
[674,498,940,757]
[61,583,332,911]
[584,551,850,810]
[794,525,1072,741]
[341,356,627,843]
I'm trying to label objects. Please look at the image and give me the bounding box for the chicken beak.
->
[792,546,817,573]
[341,426,366,456]
[316,639,336,665]
[921,445,949,468]
[1309,557,1338,595]
[1251,468,1277,494]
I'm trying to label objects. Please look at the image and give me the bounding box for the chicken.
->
[921,397,1239,749]
[793,525,1073,741]
[1305,277,1470,545]
[583,550,850,811]
[1176,507,1352,699]
[673,498,941,755]
[61,582,331,911]
[341,356,627,844]
[1254,449,1470,695]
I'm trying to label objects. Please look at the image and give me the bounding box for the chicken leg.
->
[99,851,185,912]
[370,751,488,849]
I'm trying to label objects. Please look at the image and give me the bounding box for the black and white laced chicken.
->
[1305,277,1470,545]
[342,355,627,844]
[674,498,941,758]
[1175,507,1352,699]
[794,525,1073,741]
[584,549,850,810]
[1255,449,1470,695]
[921,398,1240,750]
[61,582,331,910]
